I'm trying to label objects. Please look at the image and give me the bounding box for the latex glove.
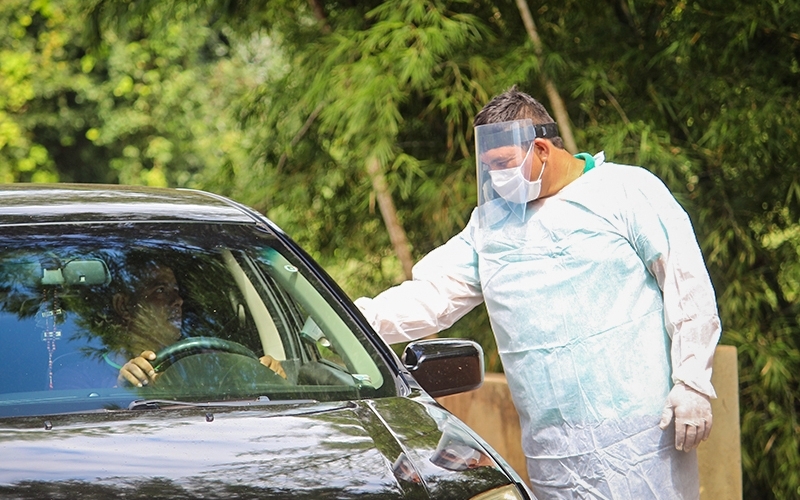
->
[659,382,713,451]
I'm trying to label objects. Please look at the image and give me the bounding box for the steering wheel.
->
[152,337,259,373]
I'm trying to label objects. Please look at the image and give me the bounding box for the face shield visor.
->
[475,119,559,227]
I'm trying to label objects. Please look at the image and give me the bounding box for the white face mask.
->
[487,146,545,204]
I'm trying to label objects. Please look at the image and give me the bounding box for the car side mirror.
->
[401,339,484,398]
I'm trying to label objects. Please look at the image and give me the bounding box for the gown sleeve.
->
[623,168,721,398]
[355,211,484,345]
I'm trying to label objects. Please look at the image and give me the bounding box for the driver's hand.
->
[118,350,158,387]
[260,355,287,379]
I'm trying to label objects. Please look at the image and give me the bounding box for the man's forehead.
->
[480,144,527,161]
[138,265,176,286]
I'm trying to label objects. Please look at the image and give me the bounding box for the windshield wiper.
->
[127,397,317,411]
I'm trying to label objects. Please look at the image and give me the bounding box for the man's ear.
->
[112,293,132,321]
[533,137,552,163]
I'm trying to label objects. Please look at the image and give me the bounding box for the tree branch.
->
[515,0,578,153]
[365,157,414,280]
[308,0,331,34]
[276,102,324,172]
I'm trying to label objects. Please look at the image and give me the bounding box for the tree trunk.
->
[307,0,331,33]
[514,0,578,154]
[365,157,414,280]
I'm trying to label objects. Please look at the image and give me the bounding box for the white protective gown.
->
[356,153,721,499]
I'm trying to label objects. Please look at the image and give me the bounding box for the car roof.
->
[0,183,271,227]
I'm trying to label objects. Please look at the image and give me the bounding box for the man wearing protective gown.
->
[355,87,721,499]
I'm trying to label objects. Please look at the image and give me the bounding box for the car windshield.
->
[0,222,395,418]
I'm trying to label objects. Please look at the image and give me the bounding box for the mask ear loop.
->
[535,161,546,182]
[519,141,536,180]
[524,138,547,184]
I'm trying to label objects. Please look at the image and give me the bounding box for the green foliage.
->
[225,1,497,293]
[0,0,259,186]
[0,0,61,182]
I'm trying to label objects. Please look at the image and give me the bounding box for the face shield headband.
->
[475,119,559,227]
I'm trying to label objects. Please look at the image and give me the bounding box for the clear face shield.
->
[475,119,559,227]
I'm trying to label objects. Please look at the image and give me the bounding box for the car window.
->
[0,223,394,418]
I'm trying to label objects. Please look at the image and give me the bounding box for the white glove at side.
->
[658,382,713,452]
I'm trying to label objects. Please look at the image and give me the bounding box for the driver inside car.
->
[115,262,286,388]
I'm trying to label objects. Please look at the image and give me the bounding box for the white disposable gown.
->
[356,152,721,499]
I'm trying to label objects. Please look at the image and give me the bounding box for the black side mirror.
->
[402,339,484,398]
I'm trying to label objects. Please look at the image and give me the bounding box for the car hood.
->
[0,396,520,499]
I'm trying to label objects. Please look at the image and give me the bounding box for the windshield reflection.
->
[0,223,391,416]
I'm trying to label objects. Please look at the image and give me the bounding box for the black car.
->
[0,184,533,499]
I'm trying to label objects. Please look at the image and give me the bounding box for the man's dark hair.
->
[474,86,565,149]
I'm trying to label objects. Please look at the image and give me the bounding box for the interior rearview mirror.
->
[61,260,111,285]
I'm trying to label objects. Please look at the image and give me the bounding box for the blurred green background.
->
[2,0,799,497]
